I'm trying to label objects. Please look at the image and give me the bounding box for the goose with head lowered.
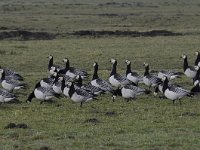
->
[162,76,193,104]
[0,65,23,81]
[0,69,27,92]
[125,60,143,85]
[143,63,162,90]
[195,51,200,66]
[61,58,88,79]
[27,81,60,104]
[66,82,96,107]
[90,62,114,93]
[109,59,135,88]
[181,54,197,78]
[112,84,150,102]
[0,88,18,103]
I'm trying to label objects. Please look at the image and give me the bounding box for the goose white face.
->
[93,62,97,67]
[0,69,4,73]
[58,76,64,81]
[194,66,199,71]
[75,75,81,80]
[50,66,56,71]
[195,51,199,56]
[162,76,167,81]
[143,62,148,67]
[182,55,186,59]
[111,58,116,64]
[194,80,199,86]
[52,72,57,76]
[48,55,53,59]
[125,60,131,65]
[63,58,68,62]
[67,82,72,87]
[198,62,200,67]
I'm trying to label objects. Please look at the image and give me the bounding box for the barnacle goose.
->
[181,54,197,78]
[0,69,26,92]
[40,72,57,88]
[162,76,193,104]
[158,70,183,80]
[0,65,23,81]
[0,88,18,103]
[143,63,162,89]
[195,51,200,66]
[48,55,61,71]
[125,60,143,85]
[191,80,200,94]
[109,59,134,88]
[52,74,62,94]
[90,62,114,93]
[60,76,70,97]
[27,81,60,104]
[112,84,150,102]
[62,58,88,79]
[67,82,96,107]
[75,75,104,95]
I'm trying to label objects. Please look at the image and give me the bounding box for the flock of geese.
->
[0,52,200,107]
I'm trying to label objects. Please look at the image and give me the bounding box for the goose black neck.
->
[48,57,53,71]
[162,78,169,93]
[183,57,188,71]
[110,62,117,76]
[92,64,99,80]
[68,83,75,98]
[1,71,5,80]
[77,76,83,87]
[144,66,149,76]
[65,60,70,70]
[27,91,35,102]
[61,78,65,91]
[35,82,41,88]
[126,63,131,75]
[195,54,200,65]
[53,75,59,84]
[194,68,200,81]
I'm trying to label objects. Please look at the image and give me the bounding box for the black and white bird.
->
[0,69,26,92]
[0,88,18,103]
[40,72,57,88]
[52,75,62,94]
[67,82,96,107]
[191,80,200,95]
[181,54,197,78]
[48,55,61,72]
[143,63,162,89]
[90,62,114,93]
[158,70,183,80]
[195,51,200,66]
[27,82,60,104]
[125,60,143,85]
[62,58,88,79]
[0,66,23,81]
[112,84,150,102]
[193,65,200,86]
[162,76,193,104]
[109,59,134,88]
[75,75,104,95]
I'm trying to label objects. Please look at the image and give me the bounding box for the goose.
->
[143,63,162,89]
[40,72,57,88]
[0,88,18,103]
[62,58,88,79]
[48,55,61,71]
[26,82,60,104]
[112,84,150,102]
[60,76,70,97]
[181,54,197,78]
[125,60,143,85]
[191,80,200,94]
[90,62,114,93]
[109,59,134,88]
[193,64,200,86]
[162,76,193,104]
[75,75,104,95]
[52,74,62,94]
[0,69,26,92]
[157,70,183,80]
[0,66,23,81]
[67,82,96,107]
[195,51,200,66]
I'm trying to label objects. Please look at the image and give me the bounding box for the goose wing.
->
[75,88,94,98]
[0,89,16,98]
[96,78,113,92]
[146,75,162,84]
[114,74,131,84]
[70,67,88,77]
[124,84,145,93]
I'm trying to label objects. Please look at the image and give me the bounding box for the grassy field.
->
[0,0,200,149]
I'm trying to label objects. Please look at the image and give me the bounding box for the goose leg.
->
[173,100,175,105]
[40,101,44,104]
[80,102,83,107]
[179,99,182,105]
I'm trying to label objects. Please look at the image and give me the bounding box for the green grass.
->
[1,0,200,149]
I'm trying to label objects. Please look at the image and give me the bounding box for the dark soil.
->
[84,118,100,124]
[4,123,28,129]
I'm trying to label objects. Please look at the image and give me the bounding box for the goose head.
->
[93,62,98,67]
[58,76,64,81]
[125,60,131,65]
[48,55,53,59]
[194,66,199,71]
[198,62,200,67]
[181,54,187,59]
[195,51,199,56]
[63,58,69,63]
[110,58,117,64]
[143,62,149,67]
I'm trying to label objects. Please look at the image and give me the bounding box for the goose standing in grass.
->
[0,69,26,92]
[91,62,114,93]
[109,59,134,88]
[143,63,162,90]
[0,88,18,103]
[48,55,61,72]
[75,75,104,95]
[162,76,193,104]
[67,82,96,107]
[27,81,60,104]
[181,54,197,78]
[195,51,200,66]
[40,72,58,88]
[0,65,23,81]
[125,60,143,85]
[112,84,150,102]
[62,58,88,79]
[157,70,183,80]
